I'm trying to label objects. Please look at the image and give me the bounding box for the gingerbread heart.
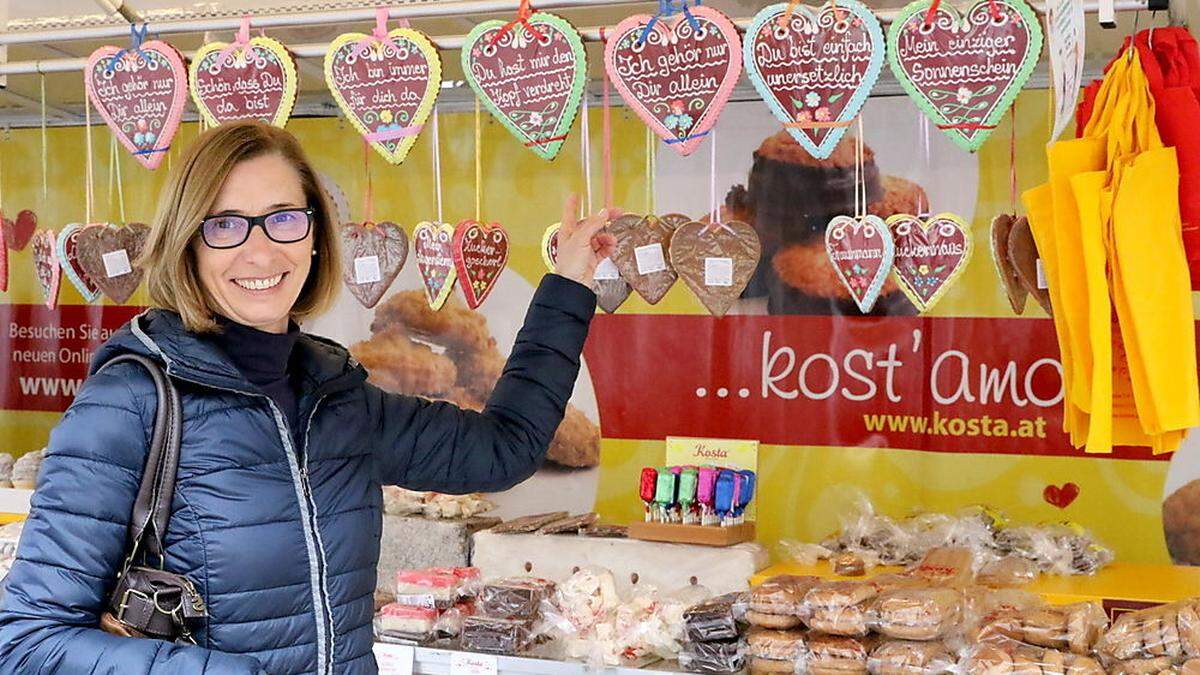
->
[744,0,885,160]
[75,222,150,304]
[3,209,37,252]
[888,0,1042,152]
[190,35,298,128]
[463,12,586,160]
[31,229,60,310]
[605,6,742,157]
[669,220,762,317]
[85,41,188,170]
[452,220,509,310]
[887,213,972,312]
[326,27,441,164]
[543,220,633,312]
[56,223,103,303]
[341,221,409,309]
[825,214,894,313]
[541,222,560,271]
[412,221,458,311]
[1008,215,1052,315]
[0,224,7,292]
[990,213,1027,314]
[609,214,678,304]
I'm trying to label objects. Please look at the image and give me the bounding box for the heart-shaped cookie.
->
[605,6,743,157]
[669,220,762,317]
[543,221,633,312]
[75,222,150,304]
[326,27,441,164]
[990,213,1027,314]
[56,223,103,303]
[463,12,586,160]
[412,221,459,311]
[190,35,297,128]
[609,214,679,304]
[744,0,884,160]
[85,41,187,170]
[1008,215,1052,315]
[341,221,409,309]
[541,222,560,271]
[31,229,61,310]
[887,212,972,312]
[4,209,36,251]
[452,220,509,310]
[825,214,895,313]
[887,0,1042,152]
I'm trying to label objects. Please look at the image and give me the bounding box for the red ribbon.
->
[215,16,253,66]
[936,123,998,130]
[488,0,546,46]
[524,133,569,147]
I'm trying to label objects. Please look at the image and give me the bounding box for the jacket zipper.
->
[152,368,336,675]
[299,394,335,675]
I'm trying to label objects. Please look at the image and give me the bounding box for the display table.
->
[372,643,686,675]
[751,561,1200,611]
[0,488,31,524]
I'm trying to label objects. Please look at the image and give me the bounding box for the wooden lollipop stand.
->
[628,521,756,547]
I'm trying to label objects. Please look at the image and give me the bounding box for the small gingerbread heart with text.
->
[57,223,103,303]
[452,220,509,310]
[825,214,894,313]
[341,221,409,309]
[412,221,458,311]
[31,229,61,310]
[887,212,972,312]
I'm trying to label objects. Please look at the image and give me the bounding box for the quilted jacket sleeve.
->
[0,363,267,674]
[369,273,597,493]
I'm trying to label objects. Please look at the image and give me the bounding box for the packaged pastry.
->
[374,603,439,643]
[0,453,13,488]
[1108,657,1177,674]
[478,576,556,620]
[685,592,745,642]
[1096,600,1200,665]
[975,601,1107,655]
[394,569,462,608]
[680,639,747,673]
[460,616,533,654]
[994,524,1113,576]
[804,580,882,637]
[807,632,871,675]
[748,575,819,629]
[964,639,1104,675]
[868,640,956,675]
[976,556,1039,588]
[871,587,962,641]
[748,628,806,673]
[834,553,868,577]
[1184,658,1200,675]
[11,449,42,490]
[550,567,620,633]
[903,547,976,588]
[435,601,476,638]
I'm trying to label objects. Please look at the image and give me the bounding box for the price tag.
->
[634,244,667,275]
[354,255,382,284]
[372,643,414,675]
[1036,259,1048,289]
[102,249,133,278]
[451,651,498,675]
[704,257,734,287]
[593,257,620,281]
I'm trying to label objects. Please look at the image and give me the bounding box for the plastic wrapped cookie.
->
[868,640,957,675]
[871,587,963,641]
[747,575,819,629]
[804,580,885,637]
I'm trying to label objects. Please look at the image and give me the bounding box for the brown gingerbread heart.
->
[669,220,761,317]
[340,221,408,309]
[609,214,677,304]
[1007,216,1052,316]
[75,222,150,304]
[990,213,1028,315]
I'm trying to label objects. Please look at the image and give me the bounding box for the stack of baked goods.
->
[1094,600,1200,674]
[375,566,482,643]
[679,592,749,673]
[459,575,558,654]
[745,576,818,672]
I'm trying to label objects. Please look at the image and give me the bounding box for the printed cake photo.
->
[725,131,927,316]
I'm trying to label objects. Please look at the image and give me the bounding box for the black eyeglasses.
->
[199,207,314,249]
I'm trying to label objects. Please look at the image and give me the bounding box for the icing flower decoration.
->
[529,111,544,126]
[805,92,821,108]
[664,100,694,133]
[956,87,972,105]
[794,109,814,123]
[380,110,394,124]
[815,107,832,122]
[918,263,931,275]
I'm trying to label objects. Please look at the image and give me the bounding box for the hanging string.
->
[488,0,545,46]
[114,140,126,222]
[601,46,614,211]
[854,116,865,219]
[39,72,47,201]
[919,114,930,216]
[580,97,593,216]
[1009,102,1018,214]
[85,95,94,224]
[431,107,444,223]
[107,134,116,214]
[474,98,482,222]
[645,127,653,214]
[362,140,374,224]
[709,128,717,223]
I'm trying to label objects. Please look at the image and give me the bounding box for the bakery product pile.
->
[351,290,600,468]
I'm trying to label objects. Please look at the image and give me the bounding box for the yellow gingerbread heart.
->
[189,35,298,128]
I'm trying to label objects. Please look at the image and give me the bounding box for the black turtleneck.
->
[205,316,301,431]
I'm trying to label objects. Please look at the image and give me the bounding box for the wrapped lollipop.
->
[679,467,699,524]
[698,467,718,526]
[655,468,678,523]
[715,470,736,527]
[640,468,658,522]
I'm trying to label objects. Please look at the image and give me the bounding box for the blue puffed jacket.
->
[0,273,596,674]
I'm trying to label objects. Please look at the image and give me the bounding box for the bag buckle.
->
[116,587,151,623]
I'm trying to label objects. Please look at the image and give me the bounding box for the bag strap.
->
[99,353,182,570]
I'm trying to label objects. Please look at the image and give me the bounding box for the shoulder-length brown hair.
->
[140,120,341,333]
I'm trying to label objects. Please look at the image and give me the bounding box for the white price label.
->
[634,244,667,275]
[451,651,498,675]
[1036,259,1049,289]
[704,257,734,287]
[102,249,133,278]
[593,257,620,281]
[354,255,382,284]
[372,643,414,675]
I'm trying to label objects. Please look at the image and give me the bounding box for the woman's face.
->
[193,152,314,333]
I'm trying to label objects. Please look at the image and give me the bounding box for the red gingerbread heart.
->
[887,213,973,312]
[4,209,37,251]
[825,214,895,313]
[452,220,509,310]
[1043,482,1080,509]
[31,229,60,310]
[412,221,458,311]
[340,221,409,309]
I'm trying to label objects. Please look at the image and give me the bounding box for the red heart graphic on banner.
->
[85,41,188,170]
[412,221,458,311]
[190,36,298,128]
[1043,482,1080,509]
[887,213,973,312]
[4,209,37,251]
[340,221,409,309]
[604,6,742,157]
[31,229,61,310]
[825,214,895,314]
[452,220,509,310]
